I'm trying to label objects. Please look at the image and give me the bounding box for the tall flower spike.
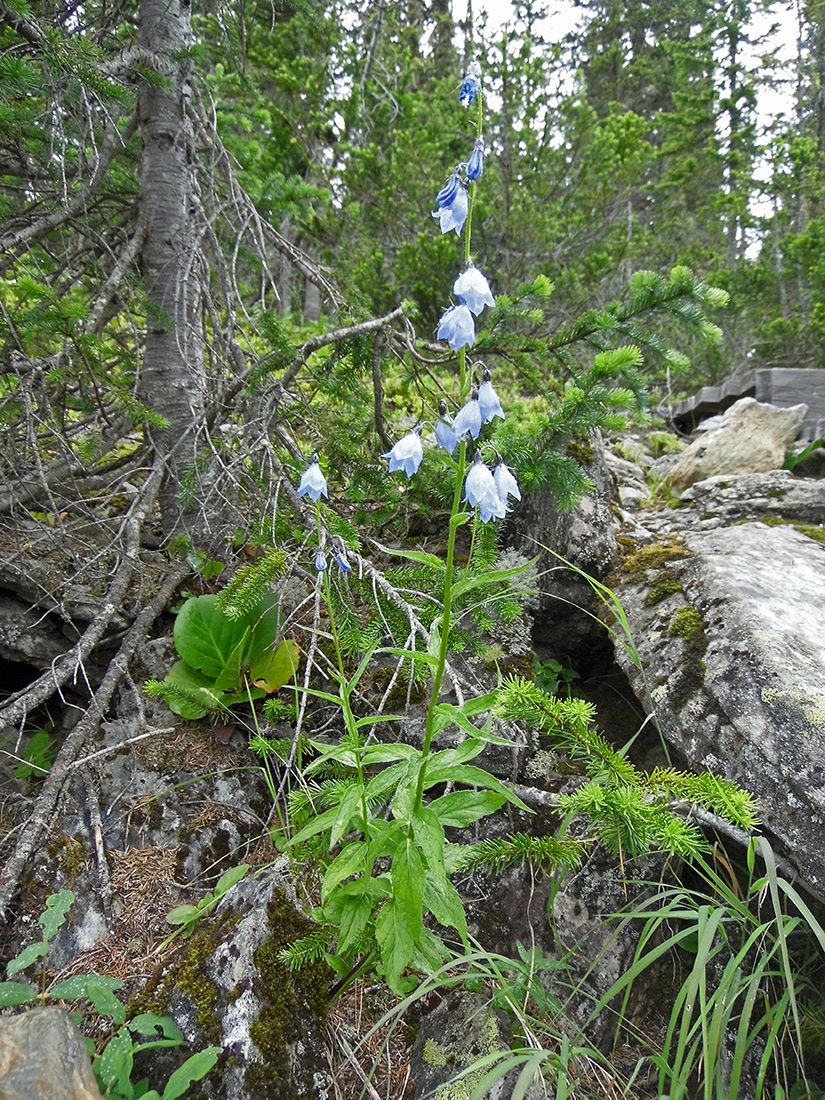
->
[494,453,521,505]
[466,138,484,182]
[383,428,424,478]
[435,400,457,455]
[437,303,475,350]
[452,387,483,440]
[464,451,506,522]
[459,60,481,108]
[454,262,495,316]
[478,366,504,423]
[297,453,328,501]
[433,184,468,236]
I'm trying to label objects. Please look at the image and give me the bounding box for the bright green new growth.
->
[144,591,298,719]
[0,892,220,1100]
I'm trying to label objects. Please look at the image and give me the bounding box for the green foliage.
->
[144,592,298,719]
[533,657,580,698]
[163,864,250,944]
[0,892,219,1099]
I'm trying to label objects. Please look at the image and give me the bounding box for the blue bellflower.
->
[434,399,457,455]
[464,451,507,522]
[297,454,328,501]
[433,184,468,235]
[437,303,475,350]
[478,366,504,422]
[315,548,327,572]
[383,428,424,478]
[336,549,352,573]
[454,263,495,316]
[452,387,483,440]
[436,170,461,208]
[494,454,521,505]
[466,138,484,182]
[459,61,481,109]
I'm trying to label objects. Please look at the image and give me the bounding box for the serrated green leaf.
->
[410,806,444,872]
[427,789,507,827]
[39,889,74,941]
[331,784,364,848]
[391,757,423,821]
[6,940,48,976]
[322,842,368,904]
[375,896,416,994]
[288,804,340,846]
[424,874,468,945]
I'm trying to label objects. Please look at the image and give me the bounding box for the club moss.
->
[622,540,695,580]
[669,605,708,650]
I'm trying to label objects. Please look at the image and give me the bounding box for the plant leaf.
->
[427,789,507,827]
[0,980,36,1005]
[6,940,48,976]
[215,864,249,897]
[160,1047,222,1100]
[39,889,74,941]
[249,638,300,692]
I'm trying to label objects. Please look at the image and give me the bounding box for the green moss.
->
[423,1038,449,1067]
[623,540,694,579]
[566,437,594,464]
[645,574,684,606]
[669,606,707,647]
[245,888,329,1095]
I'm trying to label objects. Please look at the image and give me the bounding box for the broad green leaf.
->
[174,594,249,679]
[249,638,300,692]
[93,1028,134,1095]
[335,891,375,956]
[212,630,248,691]
[380,647,439,668]
[432,702,498,743]
[355,714,407,731]
[424,760,531,811]
[428,790,507,827]
[375,897,416,994]
[39,889,74,941]
[288,804,340,846]
[51,974,123,1000]
[410,806,444,872]
[424,874,468,944]
[159,661,216,720]
[6,940,48,976]
[360,742,418,762]
[215,864,249,896]
[322,842,368,904]
[126,1013,184,1042]
[0,980,36,1006]
[373,542,446,571]
[161,1047,222,1100]
[246,596,283,663]
[424,740,485,778]
[86,976,126,1025]
[165,904,200,927]
[331,784,364,848]
[392,839,425,941]
[391,757,423,821]
[364,760,408,803]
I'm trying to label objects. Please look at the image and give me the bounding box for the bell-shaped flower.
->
[437,304,475,350]
[336,549,352,573]
[494,454,521,505]
[297,454,328,501]
[383,428,424,478]
[466,138,484,182]
[436,169,461,209]
[478,366,504,422]
[434,400,457,455]
[454,263,495,316]
[459,61,481,108]
[315,548,327,573]
[433,184,468,235]
[464,451,507,522]
[452,388,483,441]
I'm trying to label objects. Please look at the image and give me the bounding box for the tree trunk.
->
[137,0,206,536]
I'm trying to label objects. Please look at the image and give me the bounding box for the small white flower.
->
[297,455,328,501]
[383,429,424,478]
[454,263,495,316]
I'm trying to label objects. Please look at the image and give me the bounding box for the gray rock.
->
[151,861,331,1100]
[680,470,825,526]
[0,1007,102,1100]
[409,991,538,1100]
[669,398,808,490]
[612,521,825,896]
